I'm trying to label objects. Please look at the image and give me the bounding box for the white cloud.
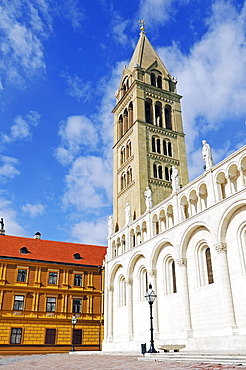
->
[0,156,20,181]
[0,0,49,87]
[157,0,246,177]
[1,111,40,143]
[22,203,46,218]
[111,16,131,46]
[63,156,112,210]
[0,196,25,236]
[71,217,108,246]
[62,72,91,101]
[0,0,84,88]
[55,115,98,165]
[138,0,174,26]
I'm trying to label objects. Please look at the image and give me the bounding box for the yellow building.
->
[0,232,106,354]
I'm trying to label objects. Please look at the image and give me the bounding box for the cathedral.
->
[103,25,246,352]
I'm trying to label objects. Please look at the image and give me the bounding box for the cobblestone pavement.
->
[1,354,246,370]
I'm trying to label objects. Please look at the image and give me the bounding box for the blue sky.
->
[0,0,245,246]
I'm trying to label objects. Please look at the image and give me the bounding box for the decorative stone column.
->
[126,278,133,340]
[238,165,245,189]
[177,258,193,337]
[108,286,114,342]
[148,269,159,338]
[215,243,237,333]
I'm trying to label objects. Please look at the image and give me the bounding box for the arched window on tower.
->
[118,115,123,140]
[155,102,162,127]
[163,140,167,156]
[123,108,128,134]
[157,75,162,88]
[126,140,132,158]
[127,167,132,184]
[165,167,170,181]
[152,137,156,152]
[121,172,126,190]
[128,102,133,127]
[120,147,125,165]
[158,165,163,179]
[168,142,172,157]
[153,164,157,178]
[150,73,156,86]
[152,136,161,153]
[165,105,172,130]
[145,99,153,124]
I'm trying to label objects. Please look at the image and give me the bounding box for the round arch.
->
[179,222,213,258]
[218,200,246,243]
[108,262,124,286]
[127,251,147,279]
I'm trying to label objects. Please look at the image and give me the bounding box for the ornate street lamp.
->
[71,314,78,351]
[144,283,158,353]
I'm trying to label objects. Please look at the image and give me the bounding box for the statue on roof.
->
[108,216,113,237]
[171,166,180,193]
[124,203,131,226]
[0,218,4,230]
[202,140,213,170]
[144,186,153,210]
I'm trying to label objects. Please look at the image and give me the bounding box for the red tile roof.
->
[0,235,107,266]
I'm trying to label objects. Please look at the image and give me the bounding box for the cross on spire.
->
[139,19,146,34]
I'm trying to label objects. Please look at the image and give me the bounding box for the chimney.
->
[34,232,41,239]
[0,218,5,236]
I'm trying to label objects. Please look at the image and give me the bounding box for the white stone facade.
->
[103,145,246,351]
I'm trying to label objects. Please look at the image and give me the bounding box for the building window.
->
[172,261,177,293]
[45,329,56,345]
[48,272,58,285]
[197,243,214,286]
[164,257,177,295]
[205,248,214,284]
[10,328,22,344]
[139,268,148,302]
[73,299,82,313]
[46,297,56,312]
[73,329,82,345]
[74,274,82,287]
[17,269,27,282]
[118,276,126,307]
[165,105,172,130]
[13,295,24,311]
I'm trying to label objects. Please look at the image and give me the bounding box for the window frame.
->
[74,273,83,287]
[73,298,82,313]
[10,328,22,344]
[13,295,25,311]
[17,269,27,283]
[46,297,56,312]
[48,271,58,285]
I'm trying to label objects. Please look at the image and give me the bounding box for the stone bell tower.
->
[112,23,189,232]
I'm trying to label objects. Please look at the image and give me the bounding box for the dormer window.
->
[20,247,29,254]
[73,253,81,260]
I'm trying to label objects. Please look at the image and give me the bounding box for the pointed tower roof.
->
[128,29,169,75]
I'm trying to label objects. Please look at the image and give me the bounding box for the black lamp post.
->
[144,283,158,353]
[71,314,77,351]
